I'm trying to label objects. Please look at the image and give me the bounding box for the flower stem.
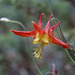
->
[46,0,53,14]
[65,49,75,64]
[51,18,75,64]
[10,20,27,30]
[46,0,75,64]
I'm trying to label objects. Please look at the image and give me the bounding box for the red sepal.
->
[38,13,44,28]
[51,21,61,30]
[50,35,72,49]
[11,30,35,37]
[45,14,53,31]
[32,21,45,34]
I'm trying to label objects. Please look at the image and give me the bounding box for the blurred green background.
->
[0,0,75,75]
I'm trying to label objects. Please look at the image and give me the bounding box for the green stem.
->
[46,0,75,64]
[51,18,75,64]
[45,72,50,75]
[10,20,27,30]
[65,49,75,64]
[33,57,43,75]
[59,24,75,64]
[46,0,53,14]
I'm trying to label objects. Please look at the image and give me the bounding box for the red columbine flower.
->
[11,13,71,58]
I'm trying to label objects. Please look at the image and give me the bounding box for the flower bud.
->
[0,17,10,22]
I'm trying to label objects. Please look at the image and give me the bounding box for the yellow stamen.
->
[44,42,48,46]
[49,37,53,46]
[33,41,44,59]
[33,32,52,58]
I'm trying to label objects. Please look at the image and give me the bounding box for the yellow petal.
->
[42,33,49,43]
[33,38,39,44]
[33,33,40,44]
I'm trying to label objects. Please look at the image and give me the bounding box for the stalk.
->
[46,0,75,64]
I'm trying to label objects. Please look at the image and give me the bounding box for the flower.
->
[11,13,71,59]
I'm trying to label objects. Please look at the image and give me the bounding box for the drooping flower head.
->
[11,13,71,59]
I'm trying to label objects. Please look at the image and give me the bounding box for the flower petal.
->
[33,33,40,44]
[51,21,61,30]
[42,33,49,43]
[11,30,35,37]
[38,13,44,28]
[32,21,45,33]
[45,14,53,31]
[33,38,40,44]
[51,35,72,49]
